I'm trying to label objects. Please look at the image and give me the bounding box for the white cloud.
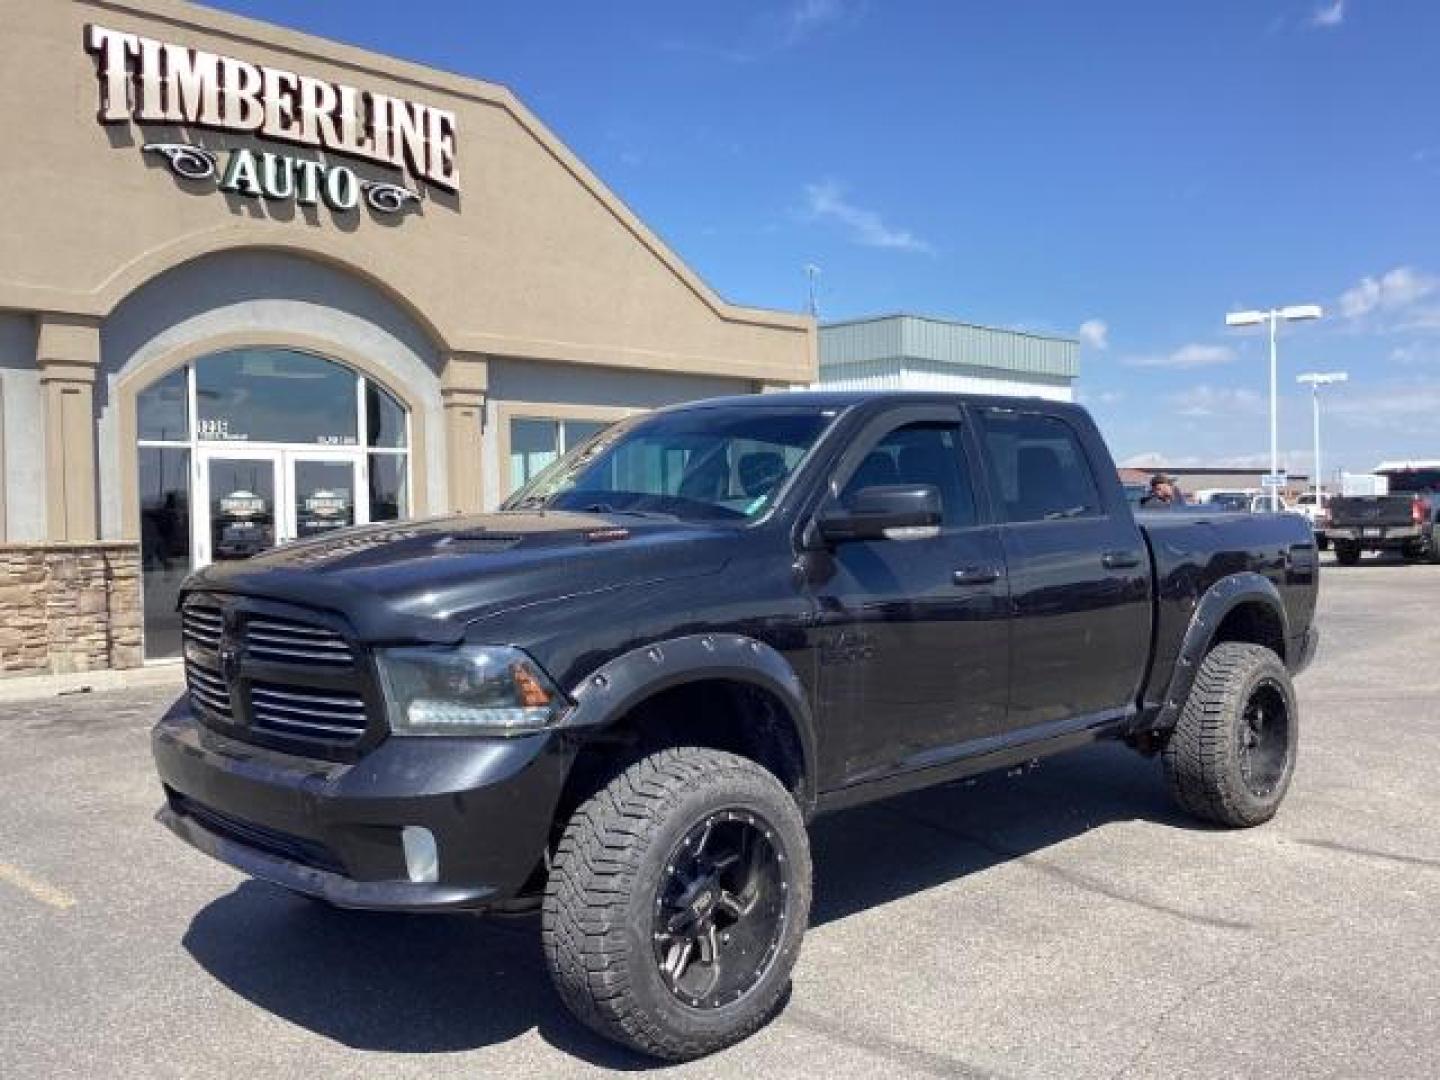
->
[1077,318,1109,351]
[1121,450,1313,471]
[803,180,933,253]
[786,0,848,42]
[1122,343,1237,369]
[1327,378,1440,428]
[1168,385,1265,418]
[1309,0,1345,28]
[1338,266,1440,319]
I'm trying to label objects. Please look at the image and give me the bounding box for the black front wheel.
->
[543,747,811,1061]
[1334,539,1361,566]
[1163,642,1299,827]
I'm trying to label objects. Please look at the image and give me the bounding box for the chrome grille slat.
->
[252,715,364,737]
[250,681,367,739]
[247,631,349,649]
[187,668,227,692]
[243,617,354,667]
[248,619,344,638]
[250,698,366,724]
[181,606,223,650]
[250,686,365,709]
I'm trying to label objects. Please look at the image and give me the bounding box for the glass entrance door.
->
[195,449,363,568]
[200,451,281,564]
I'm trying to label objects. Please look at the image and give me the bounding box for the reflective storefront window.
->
[138,447,191,659]
[196,349,359,445]
[368,454,409,521]
[509,417,612,492]
[366,382,408,448]
[511,419,560,490]
[137,367,190,442]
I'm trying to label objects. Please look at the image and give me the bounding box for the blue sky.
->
[211,0,1440,477]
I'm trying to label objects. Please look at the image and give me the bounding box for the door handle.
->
[1101,550,1142,570]
[953,566,1001,586]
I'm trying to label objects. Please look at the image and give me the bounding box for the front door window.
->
[293,458,358,540]
[206,454,279,561]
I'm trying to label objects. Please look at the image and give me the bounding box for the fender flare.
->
[1155,572,1290,731]
[561,634,819,812]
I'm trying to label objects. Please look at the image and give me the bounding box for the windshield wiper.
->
[581,504,677,520]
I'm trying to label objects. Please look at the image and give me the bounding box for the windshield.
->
[503,406,836,521]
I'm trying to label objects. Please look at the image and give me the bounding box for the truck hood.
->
[182,510,733,644]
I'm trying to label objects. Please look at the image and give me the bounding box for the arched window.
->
[135,348,411,658]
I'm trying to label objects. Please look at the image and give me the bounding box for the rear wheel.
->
[543,747,811,1061]
[1163,643,1298,828]
[1334,539,1361,566]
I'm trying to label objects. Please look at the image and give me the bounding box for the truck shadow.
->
[181,742,1193,1068]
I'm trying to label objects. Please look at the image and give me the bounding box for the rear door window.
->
[979,410,1102,523]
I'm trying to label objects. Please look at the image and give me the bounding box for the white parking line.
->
[0,862,76,910]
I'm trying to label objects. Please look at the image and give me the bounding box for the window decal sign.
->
[85,24,458,217]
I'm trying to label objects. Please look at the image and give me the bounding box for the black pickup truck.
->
[152,392,1319,1060]
[1327,465,1440,565]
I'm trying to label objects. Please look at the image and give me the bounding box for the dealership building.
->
[0,0,814,677]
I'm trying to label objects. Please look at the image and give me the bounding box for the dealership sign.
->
[85,24,459,216]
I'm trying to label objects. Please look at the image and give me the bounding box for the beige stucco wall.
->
[0,0,815,384]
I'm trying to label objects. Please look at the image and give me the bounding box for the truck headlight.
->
[376,645,567,736]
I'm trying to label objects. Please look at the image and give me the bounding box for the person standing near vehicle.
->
[1140,473,1181,508]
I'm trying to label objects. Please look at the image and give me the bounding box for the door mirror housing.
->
[816,484,942,544]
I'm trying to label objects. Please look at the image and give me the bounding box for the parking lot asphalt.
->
[2,555,1437,1079]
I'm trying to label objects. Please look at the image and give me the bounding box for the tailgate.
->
[1329,497,1413,527]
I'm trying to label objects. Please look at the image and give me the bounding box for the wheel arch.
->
[1156,572,1290,732]
[560,634,819,815]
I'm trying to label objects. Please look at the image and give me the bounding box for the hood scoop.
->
[433,531,525,555]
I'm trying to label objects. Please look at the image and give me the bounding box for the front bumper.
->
[152,698,575,911]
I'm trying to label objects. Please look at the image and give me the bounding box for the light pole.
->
[1225,304,1323,510]
[1296,371,1348,502]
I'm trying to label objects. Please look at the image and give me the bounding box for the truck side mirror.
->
[816,484,942,544]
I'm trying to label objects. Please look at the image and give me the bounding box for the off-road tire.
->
[542,747,811,1061]
[1334,539,1361,566]
[1163,642,1298,828]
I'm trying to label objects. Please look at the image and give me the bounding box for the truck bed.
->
[1136,509,1318,713]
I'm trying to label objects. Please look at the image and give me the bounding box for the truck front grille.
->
[179,595,376,757]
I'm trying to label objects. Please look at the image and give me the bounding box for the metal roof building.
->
[816,314,1079,401]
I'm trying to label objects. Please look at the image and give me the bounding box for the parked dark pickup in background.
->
[1329,464,1440,565]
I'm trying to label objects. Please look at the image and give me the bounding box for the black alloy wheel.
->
[652,810,788,1010]
[1236,679,1291,799]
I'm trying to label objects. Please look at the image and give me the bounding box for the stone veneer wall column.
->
[0,543,142,677]
[441,353,489,514]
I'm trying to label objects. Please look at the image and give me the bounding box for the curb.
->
[0,664,184,704]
